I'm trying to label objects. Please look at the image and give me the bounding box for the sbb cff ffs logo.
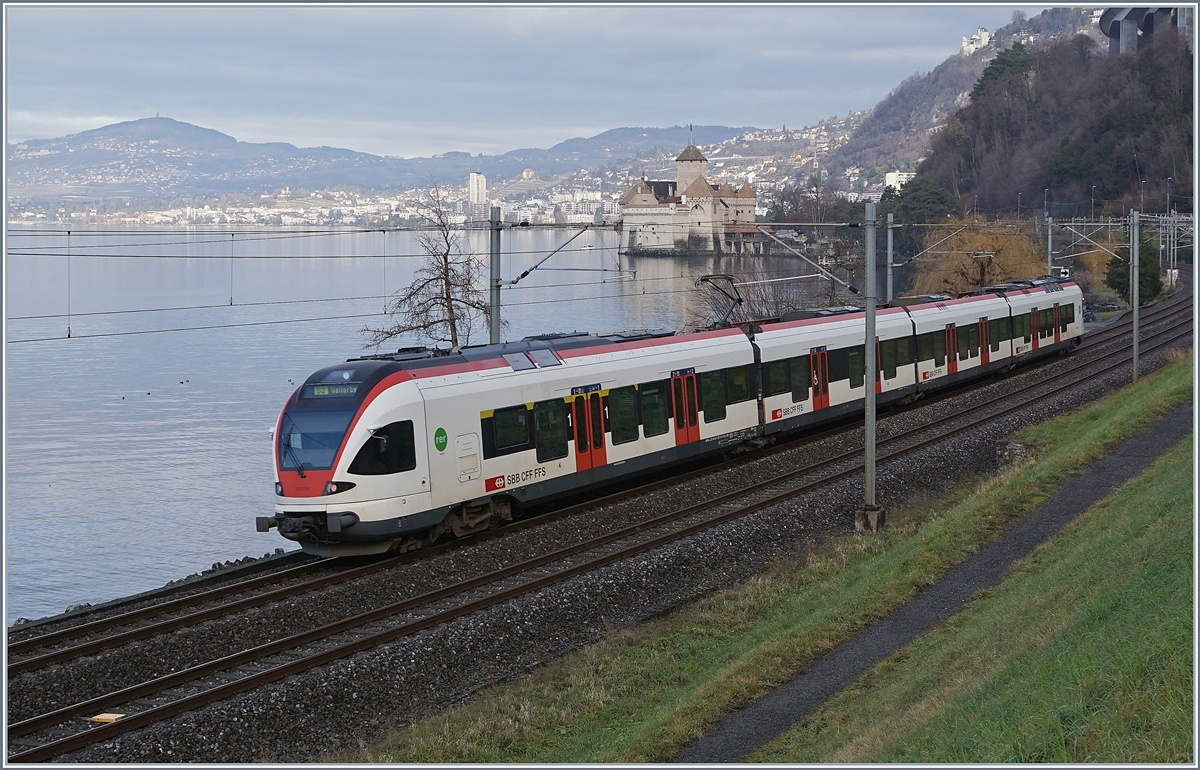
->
[485,475,506,492]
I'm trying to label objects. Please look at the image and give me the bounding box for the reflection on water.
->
[4,226,805,620]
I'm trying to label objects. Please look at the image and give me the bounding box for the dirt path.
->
[673,402,1194,763]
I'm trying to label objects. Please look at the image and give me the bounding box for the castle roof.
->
[682,176,715,198]
[676,145,707,162]
[735,184,756,199]
[619,182,652,206]
[716,182,737,197]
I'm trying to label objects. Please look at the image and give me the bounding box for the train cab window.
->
[493,405,530,451]
[699,371,726,422]
[988,318,1007,352]
[639,380,670,437]
[790,356,810,402]
[608,386,639,445]
[348,420,416,476]
[533,399,568,463]
[725,365,755,403]
[765,360,790,397]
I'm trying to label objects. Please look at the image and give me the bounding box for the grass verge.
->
[756,434,1193,763]
[341,354,1192,764]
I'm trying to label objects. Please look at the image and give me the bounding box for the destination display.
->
[304,382,361,398]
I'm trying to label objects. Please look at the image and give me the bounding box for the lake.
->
[5,225,796,620]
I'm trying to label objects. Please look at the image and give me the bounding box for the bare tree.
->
[362,183,491,350]
[910,219,1046,296]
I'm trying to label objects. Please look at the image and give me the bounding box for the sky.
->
[5,4,1043,159]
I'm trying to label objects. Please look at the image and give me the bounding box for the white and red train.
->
[259,278,1083,556]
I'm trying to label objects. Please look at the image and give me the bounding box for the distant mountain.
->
[6,118,753,203]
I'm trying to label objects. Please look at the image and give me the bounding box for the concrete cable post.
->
[1131,210,1139,382]
[859,201,880,531]
[489,206,501,344]
[886,212,894,304]
[1046,215,1053,276]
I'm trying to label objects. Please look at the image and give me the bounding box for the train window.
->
[533,400,568,463]
[790,356,810,402]
[726,365,754,403]
[493,405,530,451]
[917,331,945,367]
[880,339,897,380]
[348,420,416,476]
[1012,313,1030,343]
[1039,308,1054,339]
[828,348,848,382]
[608,386,639,445]
[848,345,864,388]
[1063,303,1075,328]
[967,323,979,356]
[896,337,914,366]
[765,360,790,397]
[640,381,670,437]
[956,325,968,361]
[699,371,726,422]
[988,318,1006,352]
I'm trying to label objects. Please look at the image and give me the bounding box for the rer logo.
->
[434,427,448,453]
[485,475,506,492]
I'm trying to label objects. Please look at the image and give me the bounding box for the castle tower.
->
[675,145,707,196]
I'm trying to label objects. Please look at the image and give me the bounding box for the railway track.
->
[8,292,1192,763]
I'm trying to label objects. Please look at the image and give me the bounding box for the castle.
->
[618,146,761,255]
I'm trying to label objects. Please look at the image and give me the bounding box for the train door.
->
[875,340,883,395]
[572,393,608,472]
[811,348,830,410]
[671,372,700,445]
[1053,304,1061,344]
[945,325,959,375]
[1030,309,1039,351]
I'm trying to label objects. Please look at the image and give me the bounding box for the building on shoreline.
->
[618,145,762,255]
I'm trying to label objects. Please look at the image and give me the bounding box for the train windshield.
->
[278,409,356,472]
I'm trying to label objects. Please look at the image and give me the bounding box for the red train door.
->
[945,325,959,375]
[980,318,990,366]
[1030,309,1039,351]
[811,348,830,410]
[1053,304,1061,344]
[587,392,608,467]
[573,395,593,471]
[572,392,608,471]
[671,371,700,445]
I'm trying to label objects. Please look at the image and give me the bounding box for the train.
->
[258,277,1084,556]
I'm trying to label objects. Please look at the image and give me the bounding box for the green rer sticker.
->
[434,427,448,453]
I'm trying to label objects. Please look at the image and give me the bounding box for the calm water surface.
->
[4,226,784,620]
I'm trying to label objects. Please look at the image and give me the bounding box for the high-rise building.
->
[469,172,487,204]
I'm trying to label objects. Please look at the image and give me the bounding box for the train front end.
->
[259,360,435,556]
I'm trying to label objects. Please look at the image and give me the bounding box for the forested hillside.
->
[825,7,1101,185]
[918,32,1193,217]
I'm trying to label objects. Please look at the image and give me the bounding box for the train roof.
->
[344,328,686,372]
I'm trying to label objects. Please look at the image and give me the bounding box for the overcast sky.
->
[6,4,1043,158]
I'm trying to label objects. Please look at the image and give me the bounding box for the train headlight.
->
[323,481,356,495]
[275,482,284,496]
